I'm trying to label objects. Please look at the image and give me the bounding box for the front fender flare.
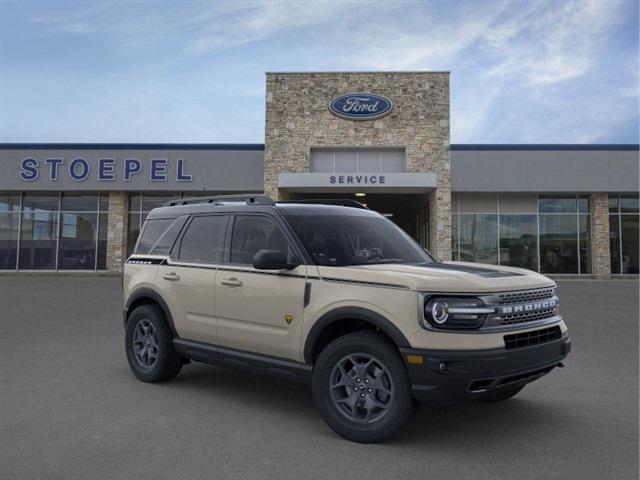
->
[303,306,411,364]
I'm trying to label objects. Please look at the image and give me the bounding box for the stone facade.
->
[590,192,611,277]
[264,72,451,260]
[106,191,128,272]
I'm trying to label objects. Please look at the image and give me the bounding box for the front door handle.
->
[221,277,243,287]
[163,272,180,281]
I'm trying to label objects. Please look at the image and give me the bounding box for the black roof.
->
[148,196,377,220]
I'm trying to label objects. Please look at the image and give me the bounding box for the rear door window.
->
[177,215,228,264]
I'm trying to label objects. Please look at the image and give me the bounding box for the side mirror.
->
[252,249,298,270]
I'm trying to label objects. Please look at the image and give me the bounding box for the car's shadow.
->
[133,361,574,447]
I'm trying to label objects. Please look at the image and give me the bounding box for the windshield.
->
[285,213,434,266]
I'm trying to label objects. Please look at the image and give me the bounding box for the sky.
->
[0,0,638,144]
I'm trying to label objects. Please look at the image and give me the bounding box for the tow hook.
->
[557,362,565,368]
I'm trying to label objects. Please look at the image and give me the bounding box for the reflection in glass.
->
[609,215,621,274]
[0,193,21,212]
[19,211,58,269]
[578,195,590,214]
[620,215,639,274]
[22,193,59,212]
[579,215,591,274]
[539,215,578,274]
[61,193,98,211]
[57,213,98,269]
[538,196,577,213]
[458,214,498,264]
[127,213,141,256]
[0,212,19,269]
[97,213,108,269]
[451,214,459,261]
[620,194,639,214]
[499,214,537,270]
[141,193,179,211]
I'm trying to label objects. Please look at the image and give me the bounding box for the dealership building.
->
[0,72,638,276]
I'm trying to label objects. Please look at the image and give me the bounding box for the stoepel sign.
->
[19,157,192,182]
[329,93,393,120]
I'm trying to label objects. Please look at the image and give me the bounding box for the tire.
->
[479,385,524,403]
[125,304,182,383]
[312,330,418,443]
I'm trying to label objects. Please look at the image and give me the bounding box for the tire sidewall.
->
[312,332,415,443]
[125,305,178,382]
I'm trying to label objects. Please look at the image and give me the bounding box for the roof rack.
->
[278,199,369,209]
[164,194,274,207]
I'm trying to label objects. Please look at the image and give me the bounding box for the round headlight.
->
[431,301,449,324]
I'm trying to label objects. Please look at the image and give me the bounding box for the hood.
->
[315,261,555,293]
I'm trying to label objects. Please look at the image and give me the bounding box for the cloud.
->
[2,0,637,143]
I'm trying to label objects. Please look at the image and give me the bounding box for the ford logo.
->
[329,93,393,120]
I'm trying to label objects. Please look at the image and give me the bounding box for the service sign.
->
[329,93,393,120]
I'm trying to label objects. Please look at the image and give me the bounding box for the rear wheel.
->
[479,385,524,403]
[312,331,417,443]
[125,304,182,382]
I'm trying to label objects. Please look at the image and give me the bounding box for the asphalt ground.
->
[1,277,638,480]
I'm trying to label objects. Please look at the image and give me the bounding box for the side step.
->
[173,338,312,383]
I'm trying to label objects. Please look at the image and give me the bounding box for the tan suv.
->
[123,195,571,443]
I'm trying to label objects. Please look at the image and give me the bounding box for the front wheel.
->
[312,331,418,443]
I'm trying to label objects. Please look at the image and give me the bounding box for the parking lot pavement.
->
[0,277,638,480]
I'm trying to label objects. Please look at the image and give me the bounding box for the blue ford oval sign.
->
[329,93,393,120]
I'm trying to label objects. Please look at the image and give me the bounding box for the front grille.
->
[504,326,562,350]
[482,287,559,328]
[495,287,555,305]
[501,307,557,325]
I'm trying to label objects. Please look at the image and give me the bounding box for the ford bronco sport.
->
[123,195,571,443]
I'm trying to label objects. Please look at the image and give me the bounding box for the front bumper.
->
[400,334,571,407]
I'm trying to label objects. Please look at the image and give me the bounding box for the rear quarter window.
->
[135,217,185,255]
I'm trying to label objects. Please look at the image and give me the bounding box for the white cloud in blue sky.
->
[1,0,638,143]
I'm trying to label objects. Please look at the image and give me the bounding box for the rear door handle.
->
[221,277,243,287]
[162,272,180,281]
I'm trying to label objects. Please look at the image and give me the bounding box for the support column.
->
[106,191,129,273]
[429,188,452,262]
[590,192,611,277]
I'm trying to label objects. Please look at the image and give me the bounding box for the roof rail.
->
[164,194,274,207]
[278,199,369,209]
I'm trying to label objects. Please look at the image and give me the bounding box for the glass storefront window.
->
[620,216,639,274]
[58,213,98,269]
[458,214,498,264]
[609,194,639,274]
[538,196,577,213]
[0,192,21,212]
[0,212,19,269]
[539,215,578,274]
[19,211,59,269]
[451,214,459,261]
[610,215,621,274]
[499,214,538,271]
[22,193,59,212]
[2,192,108,270]
[579,215,591,274]
[620,194,639,214]
[61,193,99,211]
